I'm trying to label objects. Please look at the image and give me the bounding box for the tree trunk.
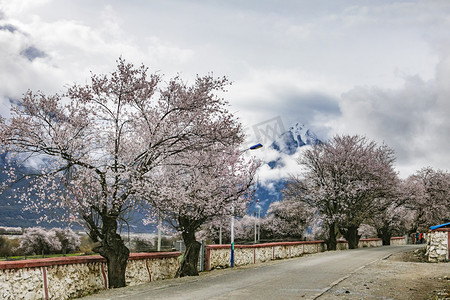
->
[176,230,201,277]
[377,226,392,246]
[341,225,361,249]
[95,215,130,288]
[326,222,337,251]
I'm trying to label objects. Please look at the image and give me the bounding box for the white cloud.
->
[1,0,450,178]
[329,52,450,177]
[246,145,310,185]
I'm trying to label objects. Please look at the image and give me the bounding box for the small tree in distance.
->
[261,198,311,240]
[51,228,81,254]
[20,227,62,255]
[403,167,450,231]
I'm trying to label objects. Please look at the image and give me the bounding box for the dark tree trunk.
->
[326,222,337,251]
[377,226,392,245]
[176,229,201,277]
[95,215,130,288]
[341,225,361,249]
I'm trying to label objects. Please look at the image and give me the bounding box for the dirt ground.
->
[319,248,449,300]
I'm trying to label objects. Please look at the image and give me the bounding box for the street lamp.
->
[254,211,257,244]
[257,204,261,242]
[249,143,263,150]
[231,143,263,268]
[157,215,162,251]
[254,204,261,244]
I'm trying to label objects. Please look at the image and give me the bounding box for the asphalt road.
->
[82,244,422,300]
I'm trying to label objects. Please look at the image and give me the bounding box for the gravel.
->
[318,248,449,300]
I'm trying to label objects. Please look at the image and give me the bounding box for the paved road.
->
[82,245,422,300]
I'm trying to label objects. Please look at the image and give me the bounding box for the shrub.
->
[0,236,12,257]
[79,235,95,255]
[131,237,154,252]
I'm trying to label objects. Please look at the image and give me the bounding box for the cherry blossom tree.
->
[298,135,397,250]
[402,167,450,231]
[357,224,378,239]
[198,215,231,244]
[234,214,258,241]
[261,198,311,240]
[19,227,80,255]
[369,198,409,245]
[20,227,62,255]
[201,214,260,244]
[0,58,245,287]
[363,175,410,245]
[51,228,81,254]
[143,144,259,276]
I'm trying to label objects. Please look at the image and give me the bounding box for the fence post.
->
[199,240,205,272]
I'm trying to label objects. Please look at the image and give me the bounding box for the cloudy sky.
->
[1,0,450,179]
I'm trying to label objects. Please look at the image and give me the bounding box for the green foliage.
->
[79,235,95,255]
[0,236,11,257]
[131,237,154,252]
[0,236,22,257]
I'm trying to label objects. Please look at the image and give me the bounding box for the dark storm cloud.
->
[289,92,341,116]
[277,91,342,129]
[0,24,17,33]
[8,97,22,106]
[20,46,47,62]
[337,72,450,176]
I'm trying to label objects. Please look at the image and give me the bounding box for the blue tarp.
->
[430,222,450,230]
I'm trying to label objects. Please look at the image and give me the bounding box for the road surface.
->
[82,245,422,300]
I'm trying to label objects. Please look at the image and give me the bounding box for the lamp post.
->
[257,204,261,243]
[157,215,162,251]
[231,143,263,268]
[254,210,257,244]
[254,204,261,243]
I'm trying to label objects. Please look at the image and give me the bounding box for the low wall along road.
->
[0,237,406,299]
[206,238,400,271]
[0,252,180,300]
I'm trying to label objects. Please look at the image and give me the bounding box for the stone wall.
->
[336,238,383,250]
[0,252,180,300]
[358,238,383,248]
[426,228,450,262]
[390,237,407,246]
[125,253,180,286]
[336,240,349,250]
[206,238,405,271]
[205,241,326,271]
[0,236,409,299]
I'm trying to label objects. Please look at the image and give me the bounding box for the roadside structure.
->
[426,222,450,262]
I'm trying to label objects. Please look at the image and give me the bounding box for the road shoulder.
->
[317,247,449,300]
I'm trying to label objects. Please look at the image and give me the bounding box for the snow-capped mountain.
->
[265,123,321,170]
[271,123,321,155]
[249,123,322,216]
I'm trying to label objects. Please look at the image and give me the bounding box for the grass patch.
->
[0,252,98,261]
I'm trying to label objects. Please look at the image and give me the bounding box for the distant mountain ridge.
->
[0,123,321,230]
